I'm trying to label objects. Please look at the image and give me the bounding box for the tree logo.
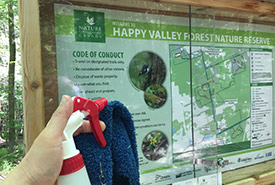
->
[86,16,95,25]
[74,10,105,43]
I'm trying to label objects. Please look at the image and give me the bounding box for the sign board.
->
[53,3,275,184]
[20,0,275,184]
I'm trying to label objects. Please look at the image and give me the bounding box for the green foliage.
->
[148,132,163,151]
[0,148,9,157]
[0,0,23,176]
[144,84,167,109]
[0,160,14,177]
[142,131,169,161]
[0,80,23,140]
[0,0,18,17]
[0,0,20,64]
[0,143,24,176]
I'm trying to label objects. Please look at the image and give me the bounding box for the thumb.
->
[47,95,73,136]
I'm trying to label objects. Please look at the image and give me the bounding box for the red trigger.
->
[73,96,108,147]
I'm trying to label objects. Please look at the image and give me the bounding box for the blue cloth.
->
[74,101,140,185]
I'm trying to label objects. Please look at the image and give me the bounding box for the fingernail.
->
[60,95,69,105]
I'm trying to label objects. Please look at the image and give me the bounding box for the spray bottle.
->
[58,96,108,185]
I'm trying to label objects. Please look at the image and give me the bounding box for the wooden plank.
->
[19,0,45,151]
[226,178,256,185]
[255,171,275,185]
[68,0,191,17]
[141,0,275,16]
[223,160,275,184]
[71,0,189,12]
[225,170,275,185]
[62,0,275,25]
[191,6,275,26]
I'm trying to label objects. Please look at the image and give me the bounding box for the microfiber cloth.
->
[74,101,140,185]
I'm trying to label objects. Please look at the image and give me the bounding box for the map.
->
[170,45,251,161]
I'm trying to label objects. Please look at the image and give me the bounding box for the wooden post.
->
[141,0,275,16]
[226,170,275,185]
[19,0,45,152]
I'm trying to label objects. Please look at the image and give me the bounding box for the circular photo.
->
[129,51,166,91]
[142,131,169,161]
[144,84,167,109]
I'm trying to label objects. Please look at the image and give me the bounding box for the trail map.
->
[171,46,252,159]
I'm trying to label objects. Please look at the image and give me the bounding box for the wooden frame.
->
[224,160,275,184]
[19,0,45,152]
[19,0,275,184]
[142,0,275,16]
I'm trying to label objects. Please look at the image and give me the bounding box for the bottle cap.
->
[60,153,85,176]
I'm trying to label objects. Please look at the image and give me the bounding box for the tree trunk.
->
[8,2,16,152]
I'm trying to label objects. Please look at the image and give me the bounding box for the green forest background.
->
[0,0,24,181]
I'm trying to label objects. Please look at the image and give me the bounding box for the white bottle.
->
[58,110,91,185]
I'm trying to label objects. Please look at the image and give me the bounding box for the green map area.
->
[170,45,251,161]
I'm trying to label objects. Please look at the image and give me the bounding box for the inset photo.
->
[144,84,167,109]
[142,131,169,161]
[129,51,166,91]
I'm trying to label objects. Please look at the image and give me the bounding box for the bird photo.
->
[129,51,166,91]
[138,64,150,77]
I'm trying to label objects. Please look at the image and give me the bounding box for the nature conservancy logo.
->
[74,10,105,43]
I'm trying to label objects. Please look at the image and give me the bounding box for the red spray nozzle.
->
[72,96,108,147]
[94,98,108,112]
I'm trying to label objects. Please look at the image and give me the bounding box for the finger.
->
[73,120,106,136]
[47,95,73,136]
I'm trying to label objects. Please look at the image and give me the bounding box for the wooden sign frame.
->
[19,0,275,184]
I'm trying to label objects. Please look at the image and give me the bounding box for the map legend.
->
[250,50,272,83]
[251,85,273,147]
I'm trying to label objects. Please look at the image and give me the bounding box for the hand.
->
[1,95,106,185]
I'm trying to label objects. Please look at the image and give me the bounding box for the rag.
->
[74,101,140,185]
